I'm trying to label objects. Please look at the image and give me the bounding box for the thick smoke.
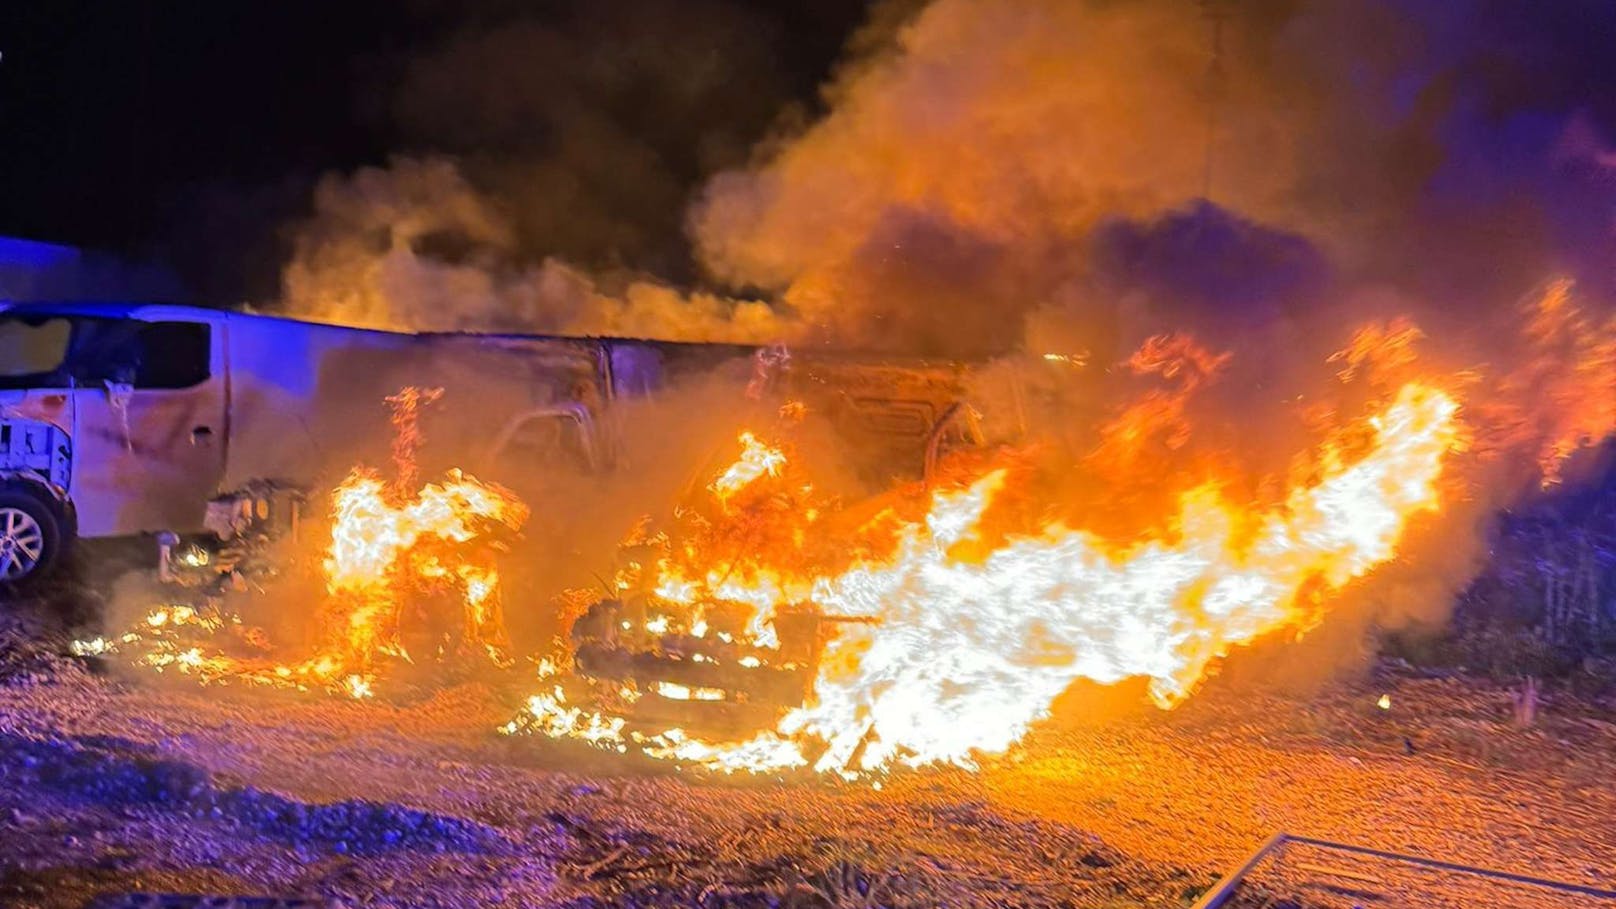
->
[281,157,785,341]
[691,0,1616,355]
[276,0,835,342]
[278,0,1616,356]
[266,0,1616,697]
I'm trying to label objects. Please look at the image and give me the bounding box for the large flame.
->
[512,373,1467,776]
[324,467,526,674]
[781,382,1459,773]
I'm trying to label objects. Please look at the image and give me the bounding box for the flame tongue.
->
[787,382,1460,773]
[709,430,788,507]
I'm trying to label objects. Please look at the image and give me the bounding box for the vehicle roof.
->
[0,300,266,322]
[0,301,976,367]
[0,300,415,337]
[0,302,737,352]
[0,300,155,319]
[0,303,751,353]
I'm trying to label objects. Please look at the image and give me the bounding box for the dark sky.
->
[6,0,1614,319]
[0,0,874,298]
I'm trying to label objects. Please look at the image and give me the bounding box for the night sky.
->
[3,0,1614,337]
[0,1,873,299]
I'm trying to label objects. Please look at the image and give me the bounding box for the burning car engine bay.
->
[524,425,906,765]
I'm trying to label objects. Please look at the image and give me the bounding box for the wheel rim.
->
[0,507,45,579]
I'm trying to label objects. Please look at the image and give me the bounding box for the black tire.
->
[0,484,67,587]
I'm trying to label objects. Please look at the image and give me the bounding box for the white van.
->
[0,302,626,583]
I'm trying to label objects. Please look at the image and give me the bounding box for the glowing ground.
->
[3,604,1612,907]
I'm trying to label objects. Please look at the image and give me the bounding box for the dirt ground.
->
[2,584,1615,908]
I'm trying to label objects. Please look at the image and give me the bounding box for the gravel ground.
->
[2,590,1615,908]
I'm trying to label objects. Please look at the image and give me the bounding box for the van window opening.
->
[68,319,211,389]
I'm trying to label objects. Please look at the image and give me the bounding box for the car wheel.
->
[0,485,66,586]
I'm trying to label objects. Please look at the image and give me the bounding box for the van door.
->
[67,318,227,537]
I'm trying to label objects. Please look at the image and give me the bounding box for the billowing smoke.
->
[274,0,832,342]
[265,0,1616,698]
[281,157,784,341]
[691,0,1616,356]
[277,0,1616,357]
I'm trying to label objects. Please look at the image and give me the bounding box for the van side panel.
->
[221,315,424,492]
[222,317,607,494]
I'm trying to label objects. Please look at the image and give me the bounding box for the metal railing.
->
[1192,832,1616,908]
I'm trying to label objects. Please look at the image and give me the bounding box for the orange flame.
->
[778,382,1459,774]
[85,390,527,697]
[323,466,527,673]
[1508,281,1616,485]
[384,386,444,496]
[1330,317,1425,385]
[512,375,1465,776]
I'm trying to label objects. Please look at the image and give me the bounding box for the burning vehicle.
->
[530,425,895,756]
[46,304,992,711]
[49,282,1616,782]
[0,301,979,587]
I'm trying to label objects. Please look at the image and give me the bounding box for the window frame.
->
[65,317,214,391]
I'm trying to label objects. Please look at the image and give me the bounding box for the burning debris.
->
[77,388,527,698]
[502,417,869,771]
